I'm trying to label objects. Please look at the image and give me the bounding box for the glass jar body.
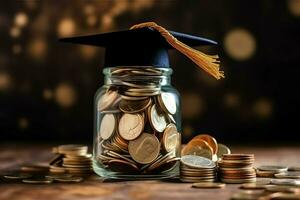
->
[93,67,181,179]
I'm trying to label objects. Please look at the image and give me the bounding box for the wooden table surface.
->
[0,144,300,200]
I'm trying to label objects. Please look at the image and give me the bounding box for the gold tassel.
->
[130,22,225,80]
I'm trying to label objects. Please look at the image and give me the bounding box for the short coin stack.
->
[180,155,217,183]
[218,154,256,183]
[49,144,93,175]
[256,165,288,178]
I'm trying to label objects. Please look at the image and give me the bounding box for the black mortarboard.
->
[59,27,217,68]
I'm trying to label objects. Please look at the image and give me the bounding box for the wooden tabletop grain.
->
[0,144,300,200]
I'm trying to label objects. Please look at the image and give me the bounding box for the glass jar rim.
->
[103,66,173,76]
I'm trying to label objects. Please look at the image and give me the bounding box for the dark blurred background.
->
[0,0,300,144]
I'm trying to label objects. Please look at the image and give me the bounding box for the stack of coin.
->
[181,134,231,162]
[95,67,181,176]
[256,165,288,178]
[218,154,256,183]
[180,155,217,183]
[49,144,93,175]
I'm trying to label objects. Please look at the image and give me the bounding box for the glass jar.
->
[93,66,181,179]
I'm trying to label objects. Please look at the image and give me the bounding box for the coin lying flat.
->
[57,144,88,155]
[158,92,177,114]
[20,165,49,173]
[118,113,144,140]
[270,178,300,186]
[257,165,288,173]
[193,134,218,155]
[192,182,226,189]
[240,183,268,190]
[99,114,116,140]
[288,166,300,171]
[97,90,118,111]
[267,192,300,200]
[162,123,179,152]
[275,171,300,179]
[264,185,300,193]
[22,178,53,184]
[54,177,83,183]
[181,155,216,169]
[149,104,167,132]
[4,173,32,180]
[128,133,160,164]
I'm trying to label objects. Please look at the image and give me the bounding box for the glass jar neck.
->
[103,66,172,86]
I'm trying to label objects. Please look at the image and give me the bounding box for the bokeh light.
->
[14,12,28,28]
[27,38,47,60]
[0,72,12,91]
[252,98,273,120]
[182,93,204,119]
[57,18,76,37]
[183,124,194,139]
[288,0,300,17]
[224,93,240,108]
[78,45,98,60]
[224,28,256,61]
[18,117,29,130]
[43,88,53,100]
[54,83,77,108]
[10,26,21,38]
[12,44,22,55]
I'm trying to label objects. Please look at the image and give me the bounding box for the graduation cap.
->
[59,22,224,79]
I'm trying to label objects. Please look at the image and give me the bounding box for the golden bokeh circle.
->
[224,28,256,61]
[54,83,77,108]
[288,0,300,17]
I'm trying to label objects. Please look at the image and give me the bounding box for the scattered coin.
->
[22,178,53,184]
[275,171,300,179]
[240,182,268,190]
[54,177,83,183]
[264,185,300,193]
[4,173,32,180]
[257,165,288,173]
[181,138,213,160]
[192,182,225,189]
[270,178,300,186]
[216,143,231,159]
[193,134,218,155]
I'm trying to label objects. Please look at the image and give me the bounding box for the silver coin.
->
[99,114,116,140]
[257,165,288,172]
[275,171,300,179]
[270,178,300,186]
[181,155,216,169]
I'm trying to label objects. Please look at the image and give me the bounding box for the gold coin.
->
[99,114,116,140]
[118,113,144,140]
[22,178,53,184]
[128,133,160,164]
[97,90,118,111]
[54,177,83,183]
[193,134,218,155]
[217,143,231,158]
[240,183,268,190]
[163,123,179,152]
[57,144,88,155]
[181,139,213,160]
[275,171,300,179]
[158,92,177,114]
[119,98,151,113]
[192,182,225,189]
[149,104,167,132]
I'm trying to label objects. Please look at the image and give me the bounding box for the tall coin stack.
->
[49,145,93,175]
[218,154,256,183]
[180,155,217,183]
[95,67,181,176]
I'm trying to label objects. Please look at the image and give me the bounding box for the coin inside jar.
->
[149,104,167,132]
[158,92,177,114]
[119,98,151,113]
[118,113,144,140]
[163,123,179,152]
[128,133,160,164]
[97,90,118,111]
[99,114,116,140]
